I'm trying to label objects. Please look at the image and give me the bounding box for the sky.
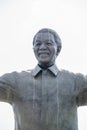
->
[0,0,87,129]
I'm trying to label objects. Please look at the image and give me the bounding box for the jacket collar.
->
[31,64,59,77]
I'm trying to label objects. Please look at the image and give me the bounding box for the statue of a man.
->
[0,28,87,130]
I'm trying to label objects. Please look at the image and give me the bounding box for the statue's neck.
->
[38,63,54,70]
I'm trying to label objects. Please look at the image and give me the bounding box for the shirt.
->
[0,64,87,130]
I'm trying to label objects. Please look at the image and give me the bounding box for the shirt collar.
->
[31,64,59,77]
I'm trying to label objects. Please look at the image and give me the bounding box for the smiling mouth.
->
[39,52,49,56]
[38,52,49,58]
[38,51,49,55]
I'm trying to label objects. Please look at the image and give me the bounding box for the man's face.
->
[33,32,58,66]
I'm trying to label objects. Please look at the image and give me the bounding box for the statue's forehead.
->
[35,32,54,41]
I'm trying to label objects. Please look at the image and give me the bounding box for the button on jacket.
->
[0,64,87,130]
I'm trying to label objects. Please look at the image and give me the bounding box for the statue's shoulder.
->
[59,69,73,74]
[59,69,76,78]
[9,69,33,79]
[24,69,32,73]
[20,69,32,75]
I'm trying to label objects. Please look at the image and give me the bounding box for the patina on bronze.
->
[0,28,87,130]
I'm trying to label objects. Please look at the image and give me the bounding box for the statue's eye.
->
[46,42,53,46]
[35,42,41,47]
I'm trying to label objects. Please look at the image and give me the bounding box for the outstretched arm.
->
[0,72,16,103]
[75,73,87,106]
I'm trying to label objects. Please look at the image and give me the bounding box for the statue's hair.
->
[33,28,62,53]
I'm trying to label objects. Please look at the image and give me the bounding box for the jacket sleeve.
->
[75,73,87,106]
[0,72,17,103]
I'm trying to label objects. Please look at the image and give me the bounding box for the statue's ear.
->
[56,46,61,56]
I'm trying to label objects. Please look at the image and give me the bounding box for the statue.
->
[0,28,87,130]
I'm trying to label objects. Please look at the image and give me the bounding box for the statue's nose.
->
[40,43,47,49]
